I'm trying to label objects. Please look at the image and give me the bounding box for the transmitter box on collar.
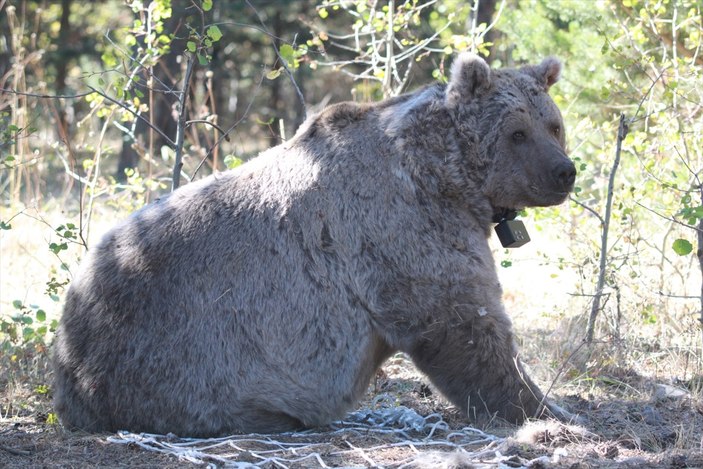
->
[495,219,531,248]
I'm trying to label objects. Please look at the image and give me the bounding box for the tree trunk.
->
[476,0,498,60]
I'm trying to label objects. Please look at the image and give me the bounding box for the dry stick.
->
[171,53,196,191]
[0,445,32,456]
[586,113,629,343]
[539,338,589,417]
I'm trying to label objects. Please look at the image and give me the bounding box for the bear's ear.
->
[524,57,562,91]
[445,52,492,106]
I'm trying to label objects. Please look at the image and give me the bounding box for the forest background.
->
[1,0,702,465]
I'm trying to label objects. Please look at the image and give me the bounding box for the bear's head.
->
[446,53,576,211]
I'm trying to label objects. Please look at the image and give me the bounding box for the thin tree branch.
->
[587,114,628,343]
[86,85,176,147]
[186,119,230,140]
[658,291,700,300]
[245,0,307,120]
[171,53,196,191]
[190,69,267,180]
[635,201,703,234]
[0,87,94,99]
[569,195,605,226]
[631,66,668,122]
[382,0,395,98]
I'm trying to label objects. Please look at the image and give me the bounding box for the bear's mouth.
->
[528,183,572,207]
[550,188,571,201]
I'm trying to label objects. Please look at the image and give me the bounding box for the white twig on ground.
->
[107,406,510,468]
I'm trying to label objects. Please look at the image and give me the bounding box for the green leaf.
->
[207,25,222,42]
[224,154,243,169]
[279,44,295,66]
[101,51,118,69]
[601,38,609,55]
[49,242,68,254]
[255,116,275,125]
[187,41,197,52]
[197,53,209,65]
[12,300,23,309]
[672,238,693,256]
[318,7,329,19]
[266,68,282,80]
[0,220,11,230]
[36,309,46,322]
[202,0,213,11]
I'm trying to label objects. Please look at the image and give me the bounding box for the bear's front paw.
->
[542,400,587,426]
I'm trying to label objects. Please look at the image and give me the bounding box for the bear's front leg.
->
[407,305,547,424]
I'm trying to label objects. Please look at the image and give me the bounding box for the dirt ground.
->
[2,353,702,468]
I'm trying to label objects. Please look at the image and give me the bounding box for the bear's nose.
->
[553,160,576,191]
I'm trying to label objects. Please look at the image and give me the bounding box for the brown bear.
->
[52,53,577,437]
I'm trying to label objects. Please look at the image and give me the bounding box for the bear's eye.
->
[512,131,526,143]
[552,125,561,137]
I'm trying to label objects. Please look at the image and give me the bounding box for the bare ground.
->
[2,353,702,468]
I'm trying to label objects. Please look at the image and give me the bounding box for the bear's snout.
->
[551,158,576,193]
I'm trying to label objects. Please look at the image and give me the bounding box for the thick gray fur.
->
[52,53,577,437]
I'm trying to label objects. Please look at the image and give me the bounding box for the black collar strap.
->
[492,208,518,224]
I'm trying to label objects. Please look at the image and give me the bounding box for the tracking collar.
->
[493,208,530,248]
